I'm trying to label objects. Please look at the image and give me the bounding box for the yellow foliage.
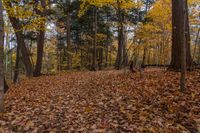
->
[79,0,140,17]
[3,0,48,32]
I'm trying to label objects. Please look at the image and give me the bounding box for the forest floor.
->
[0,68,200,133]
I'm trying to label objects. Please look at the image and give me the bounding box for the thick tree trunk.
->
[115,18,124,69]
[115,1,126,69]
[123,27,128,66]
[33,0,46,76]
[6,1,33,77]
[169,0,193,71]
[0,0,4,112]
[180,0,187,91]
[34,30,45,77]
[15,31,33,76]
[9,21,33,76]
[35,26,45,75]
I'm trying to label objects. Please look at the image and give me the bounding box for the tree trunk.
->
[193,28,200,61]
[99,46,103,70]
[92,7,97,71]
[115,1,127,69]
[105,24,109,67]
[123,26,128,66]
[180,0,187,91]
[185,0,192,68]
[169,0,193,71]
[66,0,72,70]
[105,44,109,67]
[34,0,47,76]
[10,42,13,80]
[0,0,4,112]
[13,41,20,83]
[115,13,124,69]
[115,26,123,69]
[34,30,45,76]
[5,1,33,77]
[142,47,147,67]
[15,30,33,76]
[109,46,112,66]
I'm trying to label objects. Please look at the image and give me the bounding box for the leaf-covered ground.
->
[0,69,200,133]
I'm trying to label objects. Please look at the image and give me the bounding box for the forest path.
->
[0,69,200,132]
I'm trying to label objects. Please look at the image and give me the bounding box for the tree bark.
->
[105,19,109,67]
[193,28,200,61]
[169,0,193,71]
[180,0,187,91]
[115,0,127,69]
[5,1,33,77]
[0,0,4,112]
[115,6,124,69]
[115,24,123,69]
[123,26,128,66]
[99,45,103,70]
[66,0,72,70]
[142,47,147,67]
[109,46,112,66]
[34,0,46,77]
[92,6,97,71]
[33,0,48,76]
[13,41,20,83]
[15,29,33,76]
[34,29,45,76]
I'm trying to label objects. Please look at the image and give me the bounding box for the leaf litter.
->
[0,69,200,133]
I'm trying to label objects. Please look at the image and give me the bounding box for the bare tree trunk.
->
[14,29,33,76]
[147,49,151,65]
[66,0,72,70]
[142,47,147,67]
[123,25,128,66]
[34,29,45,77]
[115,19,124,69]
[5,0,33,76]
[105,20,109,67]
[10,42,13,80]
[169,0,193,71]
[0,0,4,112]
[185,0,193,69]
[193,28,200,61]
[115,26,123,69]
[13,41,20,83]
[115,0,124,69]
[33,0,46,76]
[99,45,103,70]
[105,44,108,67]
[109,46,112,66]
[198,39,200,64]
[92,6,97,71]
[180,0,187,91]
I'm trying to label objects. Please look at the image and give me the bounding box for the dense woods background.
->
[0,0,200,132]
[0,0,199,81]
